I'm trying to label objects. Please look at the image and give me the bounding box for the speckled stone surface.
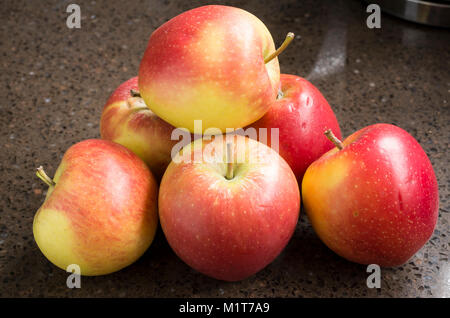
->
[0,0,449,298]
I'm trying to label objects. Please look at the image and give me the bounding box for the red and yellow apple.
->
[138,5,282,133]
[101,77,192,180]
[248,74,342,181]
[302,124,439,266]
[158,135,300,281]
[33,139,158,276]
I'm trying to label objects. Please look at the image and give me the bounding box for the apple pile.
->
[33,5,439,281]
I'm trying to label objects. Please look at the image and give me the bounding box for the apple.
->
[158,134,300,281]
[139,5,294,133]
[101,77,191,180]
[248,74,342,181]
[302,124,439,266]
[33,139,158,276]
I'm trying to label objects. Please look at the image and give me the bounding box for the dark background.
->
[0,0,449,297]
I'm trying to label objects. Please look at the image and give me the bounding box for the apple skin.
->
[158,135,300,281]
[101,77,188,180]
[33,139,158,276]
[302,124,439,266]
[138,5,280,133]
[248,74,342,181]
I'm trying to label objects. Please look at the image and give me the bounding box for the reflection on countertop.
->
[0,0,448,297]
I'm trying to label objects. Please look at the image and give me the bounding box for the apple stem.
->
[131,106,149,113]
[127,96,148,112]
[130,89,141,98]
[264,32,295,64]
[324,129,344,150]
[277,89,284,100]
[36,166,56,187]
[226,143,234,180]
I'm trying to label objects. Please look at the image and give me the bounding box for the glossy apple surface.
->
[139,5,280,133]
[159,135,300,281]
[249,74,341,181]
[33,139,158,276]
[101,77,190,180]
[302,124,439,266]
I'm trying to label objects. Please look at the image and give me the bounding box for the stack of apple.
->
[33,5,439,281]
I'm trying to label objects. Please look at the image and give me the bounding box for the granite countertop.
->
[0,0,449,298]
